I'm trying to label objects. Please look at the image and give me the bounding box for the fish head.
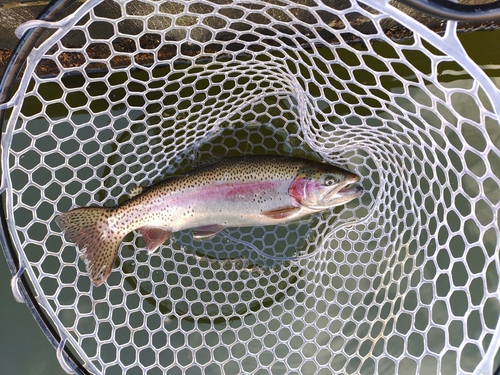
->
[288,163,363,210]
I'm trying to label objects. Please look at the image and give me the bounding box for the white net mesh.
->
[2,0,500,374]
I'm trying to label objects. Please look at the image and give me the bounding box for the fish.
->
[56,156,363,286]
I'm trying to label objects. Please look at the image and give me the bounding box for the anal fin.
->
[193,224,225,240]
[137,227,171,252]
[261,206,300,220]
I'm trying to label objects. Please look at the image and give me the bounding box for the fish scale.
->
[56,156,362,286]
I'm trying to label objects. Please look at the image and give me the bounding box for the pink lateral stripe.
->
[224,180,280,200]
[166,180,284,206]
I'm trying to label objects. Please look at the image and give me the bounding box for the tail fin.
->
[56,207,123,286]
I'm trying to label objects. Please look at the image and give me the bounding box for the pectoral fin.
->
[261,206,300,220]
[137,227,171,252]
[193,225,225,240]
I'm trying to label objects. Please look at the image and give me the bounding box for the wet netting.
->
[1,0,500,374]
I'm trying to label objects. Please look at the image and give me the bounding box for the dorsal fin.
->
[128,185,144,199]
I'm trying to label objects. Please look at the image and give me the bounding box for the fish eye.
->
[324,176,337,186]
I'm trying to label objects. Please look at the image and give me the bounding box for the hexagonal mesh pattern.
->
[2,0,500,374]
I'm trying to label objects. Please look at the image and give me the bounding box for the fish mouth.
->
[321,175,363,207]
[335,184,364,201]
[324,183,363,202]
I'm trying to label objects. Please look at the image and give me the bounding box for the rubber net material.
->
[2,0,500,374]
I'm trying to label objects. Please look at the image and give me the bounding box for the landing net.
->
[1,0,500,374]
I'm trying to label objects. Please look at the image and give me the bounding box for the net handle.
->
[396,0,500,21]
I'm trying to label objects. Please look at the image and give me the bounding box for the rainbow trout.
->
[56,156,363,286]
